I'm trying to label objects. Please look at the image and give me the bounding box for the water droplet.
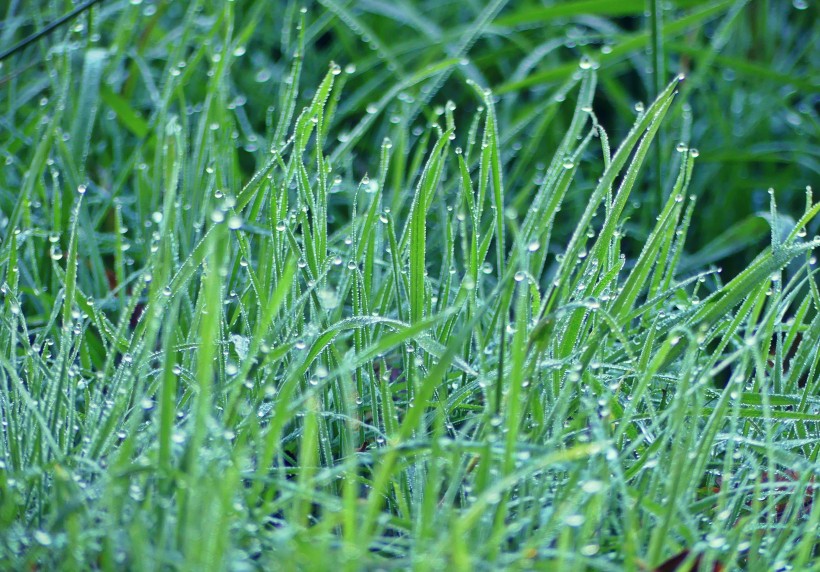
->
[227,215,242,229]
[318,288,339,310]
[707,536,726,549]
[33,530,52,546]
[676,142,688,153]
[514,271,526,282]
[527,240,540,252]
[564,514,585,527]
[581,480,604,493]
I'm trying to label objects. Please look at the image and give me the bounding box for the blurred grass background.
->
[2,0,817,277]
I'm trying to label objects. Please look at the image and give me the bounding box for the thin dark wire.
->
[0,0,105,62]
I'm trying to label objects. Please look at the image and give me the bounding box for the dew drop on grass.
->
[33,530,53,546]
[318,288,339,310]
[580,545,599,556]
[211,210,225,223]
[527,240,540,252]
[564,514,584,527]
[578,56,593,69]
[676,142,688,153]
[707,536,726,549]
[275,221,286,232]
[227,215,242,229]
[633,102,645,113]
[690,148,700,158]
[514,271,526,282]
[562,159,574,169]
[581,480,604,494]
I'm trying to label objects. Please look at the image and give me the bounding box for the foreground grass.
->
[1,2,818,570]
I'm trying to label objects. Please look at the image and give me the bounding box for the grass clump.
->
[0,1,818,570]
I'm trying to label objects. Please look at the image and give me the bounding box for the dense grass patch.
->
[1,1,818,570]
